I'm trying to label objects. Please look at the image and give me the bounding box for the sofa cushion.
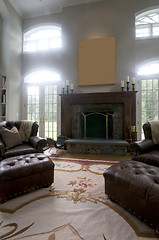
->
[133,150,159,167]
[3,143,39,159]
[1,126,22,148]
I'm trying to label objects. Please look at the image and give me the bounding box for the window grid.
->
[44,85,57,140]
[23,26,62,52]
[136,10,159,39]
[27,86,39,122]
[141,79,159,139]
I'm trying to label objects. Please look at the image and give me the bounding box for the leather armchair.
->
[0,121,47,160]
[130,121,159,167]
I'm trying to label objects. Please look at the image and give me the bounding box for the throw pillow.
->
[1,126,22,148]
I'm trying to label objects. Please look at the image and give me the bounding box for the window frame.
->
[23,24,62,53]
[135,9,159,40]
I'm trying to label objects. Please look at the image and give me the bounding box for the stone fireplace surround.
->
[60,92,137,154]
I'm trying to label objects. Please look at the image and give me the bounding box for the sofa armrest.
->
[130,139,156,155]
[29,136,47,152]
[0,139,5,159]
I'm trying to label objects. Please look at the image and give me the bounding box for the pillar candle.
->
[132,77,135,84]
[121,81,124,88]
[66,80,69,86]
[126,75,129,82]
[71,83,74,90]
[62,82,65,88]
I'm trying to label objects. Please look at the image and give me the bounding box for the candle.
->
[71,83,74,90]
[66,80,69,86]
[132,77,135,84]
[62,82,65,88]
[121,81,124,88]
[126,75,129,82]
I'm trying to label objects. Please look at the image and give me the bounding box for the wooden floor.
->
[45,147,132,161]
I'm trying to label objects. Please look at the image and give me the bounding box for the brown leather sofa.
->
[130,121,159,167]
[0,121,47,160]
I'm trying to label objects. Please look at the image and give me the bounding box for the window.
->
[136,9,159,39]
[141,78,159,138]
[23,25,62,52]
[137,62,159,139]
[24,70,60,140]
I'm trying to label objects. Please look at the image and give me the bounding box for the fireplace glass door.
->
[81,112,113,139]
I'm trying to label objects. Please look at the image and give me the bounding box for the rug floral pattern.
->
[0,158,158,240]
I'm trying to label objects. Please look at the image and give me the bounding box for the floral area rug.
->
[0,157,158,240]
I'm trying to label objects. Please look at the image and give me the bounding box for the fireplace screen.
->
[80,112,113,139]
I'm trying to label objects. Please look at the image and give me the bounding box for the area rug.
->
[0,158,158,240]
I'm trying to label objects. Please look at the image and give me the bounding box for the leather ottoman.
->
[103,160,159,231]
[0,153,54,203]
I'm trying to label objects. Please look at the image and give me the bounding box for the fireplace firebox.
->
[80,111,113,139]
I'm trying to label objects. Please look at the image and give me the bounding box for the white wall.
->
[22,1,159,93]
[0,0,22,121]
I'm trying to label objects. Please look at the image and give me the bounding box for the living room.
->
[0,0,159,239]
[0,0,159,142]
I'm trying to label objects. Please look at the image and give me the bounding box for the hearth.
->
[61,92,136,141]
[60,92,137,155]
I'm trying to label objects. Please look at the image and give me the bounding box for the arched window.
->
[135,9,159,39]
[24,70,60,83]
[23,25,62,52]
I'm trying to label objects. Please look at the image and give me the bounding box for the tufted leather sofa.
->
[103,160,159,232]
[130,122,159,167]
[0,121,47,160]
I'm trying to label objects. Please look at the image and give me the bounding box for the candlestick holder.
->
[132,83,135,91]
[126,82,129,91]
[62,88,65,94]
[121,87,124,91]
[66,85,69,94]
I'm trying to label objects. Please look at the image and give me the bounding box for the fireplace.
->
[60,92,137,142]
[80,111,113,139]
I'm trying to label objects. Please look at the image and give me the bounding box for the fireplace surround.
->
[61,91,137,143]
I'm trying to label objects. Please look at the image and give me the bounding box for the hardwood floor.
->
[45,147,132,161]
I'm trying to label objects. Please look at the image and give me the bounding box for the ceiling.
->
[9,0,103,19]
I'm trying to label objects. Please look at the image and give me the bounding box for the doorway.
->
[23,70,60,139]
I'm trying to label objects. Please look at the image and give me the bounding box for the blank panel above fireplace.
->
[78,37,116,86]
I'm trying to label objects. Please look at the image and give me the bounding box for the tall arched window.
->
[23,25,62,52]
[136,9,159,39]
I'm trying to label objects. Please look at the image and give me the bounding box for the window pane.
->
[136,10,159,39]
[141,78,159,139]
[23,25,62,52]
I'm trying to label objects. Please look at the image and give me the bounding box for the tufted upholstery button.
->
[103,160,159,232]
[0,153,54,203]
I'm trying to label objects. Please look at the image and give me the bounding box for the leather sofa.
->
[0,121,47,160]
[130,121,159,167]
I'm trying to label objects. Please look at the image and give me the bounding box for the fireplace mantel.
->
[60,92,137,142]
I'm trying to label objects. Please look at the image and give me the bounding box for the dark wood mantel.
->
[60,92,137,142]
